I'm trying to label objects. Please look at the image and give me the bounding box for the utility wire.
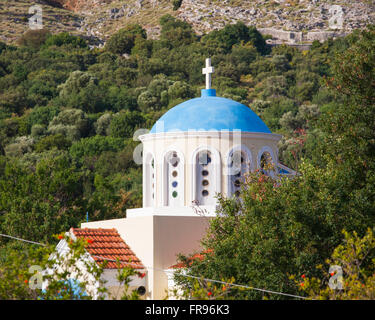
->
[0,233,308,300]
[0,233,46,246]
[91,254,308,300]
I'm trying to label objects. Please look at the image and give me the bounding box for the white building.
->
[74,58,294,299]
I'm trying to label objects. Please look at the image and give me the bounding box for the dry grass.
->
[0,0,82,44]
[1,0,373,44]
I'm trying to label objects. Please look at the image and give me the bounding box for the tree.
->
[202,22,267,54]
[174,27,375,299]
[295,228,375,300]
[57,71,105,113]
[172,0,183,11]
[320,26,375,165]
[109,111,146,138]
[137,74,174,111]
[34,134,71,152]
[16,29,51,49]
[105,25,147,55]
[48,108,89,141]
[0,233,143,300]
[159,15,196,47]
[69,135,126,159]
[0,154,87,243]
[43,32,87,49]
[95,113,113,136]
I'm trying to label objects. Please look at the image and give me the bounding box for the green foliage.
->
[174,27,375,300]
[112,266,142,300]
[202,22,268,55]
[0,41,6,55]
[172,0,183,11]
[4,135,34,157]
[0,232,144,300]
[0,235,104,300]
[105,25,147,55]
[43,32,87,49]
[1,18,374,300]
[109,111,146,138]
[95,112,113,136]
[57,71,105,113]
[34,134,71,152]
[295,228,375,300]
[30,124,46,138]
[0,154,87,243]
[47,108,89,141]
[171,273,237,300]
[159,14,196,47]
[69,135,126,159]
[16,29,51,49]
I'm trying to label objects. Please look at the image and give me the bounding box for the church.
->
[62,58,295,299]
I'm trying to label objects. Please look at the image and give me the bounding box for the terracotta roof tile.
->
[70,228,145,270]
[170,249,213,269]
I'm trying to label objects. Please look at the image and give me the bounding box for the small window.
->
[165,150,184,206]
[228,148,251,198]
[145,154,155,207]
[260,151,273,171]
[195,149,218,206]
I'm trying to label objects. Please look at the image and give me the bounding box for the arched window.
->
[227,146,252,197]
[144,153,156,207]
[192,147,221,206]
[257,146,276,177]
[163,150,184,207]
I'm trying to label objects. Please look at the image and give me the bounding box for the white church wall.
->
[81,214,211,300]
[81,217,154,299]
[101,269,147,300]
[165,268,185,300]
[140,131,281,201]
[44,239,101,299]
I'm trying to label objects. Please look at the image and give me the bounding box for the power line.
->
[0,233,46,246]
[91,254,308,300]
[0,233,308,300]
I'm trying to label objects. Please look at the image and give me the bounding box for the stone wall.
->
[259,27,347,44]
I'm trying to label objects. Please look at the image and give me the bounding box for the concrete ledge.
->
[126,206,218,218]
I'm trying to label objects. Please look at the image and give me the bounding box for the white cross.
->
[202,58,214,89]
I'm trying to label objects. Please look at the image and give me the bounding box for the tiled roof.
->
[70,228,144,270]
[170,249,213,269]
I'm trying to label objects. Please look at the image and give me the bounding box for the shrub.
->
[4,136,34,157]
[31,124,46,137]
[172,0,183,10]
[16,29,51,49]
[109,111,146,138]
[95,113,113,136]
[69,135,126,159]
[34,134,72,152]
[48,109,89,140]
[43,32,87,48]
[105,25,146,55]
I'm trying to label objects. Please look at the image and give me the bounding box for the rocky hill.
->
[1,0,374,46]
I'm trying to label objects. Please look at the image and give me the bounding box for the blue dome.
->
[150,89,271,134]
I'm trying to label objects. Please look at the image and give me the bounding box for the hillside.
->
[0,0,82,44]
[1,0,374,45]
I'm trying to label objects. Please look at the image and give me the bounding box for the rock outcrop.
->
[2,0,374,46]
